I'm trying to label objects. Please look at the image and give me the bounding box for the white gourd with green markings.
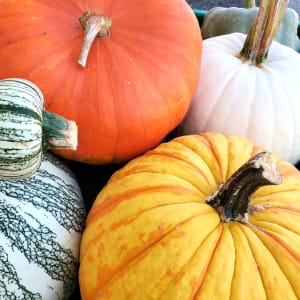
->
[0,151,86,299]
[0,78,77,179]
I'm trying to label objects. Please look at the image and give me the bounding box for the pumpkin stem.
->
[238,0,288,65]
[78,13,112,67]
[42,110,78,150]
[206,152,282,223]
[244,0,256,8]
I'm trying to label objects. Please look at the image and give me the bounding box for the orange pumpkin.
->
[79,133,300,299]
[0,0,202,164]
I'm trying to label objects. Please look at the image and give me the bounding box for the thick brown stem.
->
[206,152,282,223]
[238,0,288,65]
[78,13,112,67]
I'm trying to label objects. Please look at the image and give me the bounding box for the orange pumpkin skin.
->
[79,133,300,299]
[0,0,202,164]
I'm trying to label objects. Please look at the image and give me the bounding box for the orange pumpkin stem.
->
[78,13,112,67]
[238,0,288,65]
[206,152,282,223]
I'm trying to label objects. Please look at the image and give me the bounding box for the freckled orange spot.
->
[139,232,146,242]
[166,266,177,277]
[119,243,128,256]
[97,243,105,256]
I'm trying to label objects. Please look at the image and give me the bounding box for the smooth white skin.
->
[181,32,300,164]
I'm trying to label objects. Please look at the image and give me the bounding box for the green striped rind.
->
[0,78,44,179]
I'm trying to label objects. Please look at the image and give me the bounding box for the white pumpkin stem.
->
[78,13,112,67]
[239,0,288,65]
[206,152,282,223]
[42,110,78,150]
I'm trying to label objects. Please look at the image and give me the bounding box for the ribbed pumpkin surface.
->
[0,0,202,164]
[79,133,300,299]
[0,78,43,178]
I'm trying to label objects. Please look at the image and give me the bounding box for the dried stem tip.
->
[78,12,112,67]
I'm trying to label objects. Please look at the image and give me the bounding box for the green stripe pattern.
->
[0,152,86,299]
[0,78,44,179]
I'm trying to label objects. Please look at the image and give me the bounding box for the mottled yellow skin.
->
[79,133,300,299]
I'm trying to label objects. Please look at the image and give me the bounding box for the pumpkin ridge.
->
[34,48,73,110]
[267,206,300,217]
[209,67,253,141]
[0,30,79,77]
[200,134,228,183]
[112,23,196,62]
[101,35,173,146]
[110,26,195,78]
[240,224,298,298]
[263,67,290,158]
[103,39,158,159]
[111,167,211,198]
[146,155,213,194]
[192,48,242,133]
[79,197,216,291]
[104,27,199,136]
[100,39,119,162]
[86,183,202,225]
[106,202,215,235]
[237,225,273,299]
[143,150,215,193]
[251,221,300,262]
[193,224,225,298]
[88,210,220,297]
[158,223,222,298]
[253,186,300,199]
[250,205,300,220]
[22,38,81,103]
[254,229,300,298]
[78,179,209,256]
[229,223,267,299]
[82,197,211,258]
[272,71,297,160]
[244,69,259,141]
[174,134,229,184]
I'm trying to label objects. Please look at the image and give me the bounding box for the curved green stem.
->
[239,0,288,65]
[206,152,282,223]
[42,110,77,150]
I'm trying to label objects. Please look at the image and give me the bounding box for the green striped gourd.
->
[0,78,77,179]
[0,151,86,299]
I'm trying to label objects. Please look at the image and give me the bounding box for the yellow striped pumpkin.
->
[79,132,300,300]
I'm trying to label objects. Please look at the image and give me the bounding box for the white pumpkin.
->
[0,152,86,299]
[180,0,300,165]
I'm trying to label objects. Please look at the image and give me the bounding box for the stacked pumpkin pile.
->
[0,0,300,299]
